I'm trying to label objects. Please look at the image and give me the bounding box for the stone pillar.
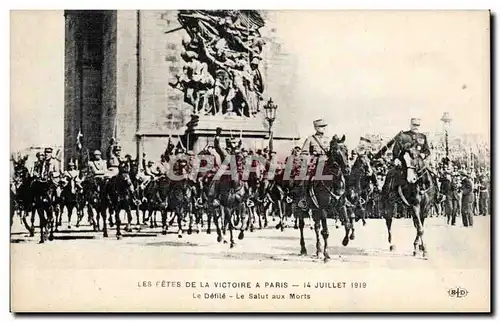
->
[63,11,81,166]
[115,10,139,157]
[100,11,117,152]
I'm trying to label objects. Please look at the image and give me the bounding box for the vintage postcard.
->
[10,10,491,312]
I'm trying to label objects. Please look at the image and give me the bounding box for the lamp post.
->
[264,98,278,155]
[440,112,452,159]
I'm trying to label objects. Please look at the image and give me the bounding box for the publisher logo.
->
[448,287,468,298]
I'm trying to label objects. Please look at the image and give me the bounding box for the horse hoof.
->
[67,225,71,229]
[196,230,200,234]
[103,233,108,238]
[161,230,167,235]
[294,225,298,230]
[223,240,228,244]
[389,245,395,251]
[187,229,192,235]
[29,232,34,237]
[38,240,44,244]
[423,251,428,259]
[419,245,425,251]
[207,229,211,235]
[250,227,254,233]
[310,226,313,230]
[48,235,54,241]
[300,249,307,256]
[230,242,235,249]
[54,227,59,232]
[342,237,349,247]
[238,231,244,240]
[150,225,154,229]
[324,256,330,263]
[76,224,80,228]
[413,251,417,256]
[217,235,222,243]
[349,234,355,240]
[116,235,122,240]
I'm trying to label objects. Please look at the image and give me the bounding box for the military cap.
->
[68,160,75,166]
[313,119,327,127]
[411,118,421,126]
[44,147,53,153]
[93,150,102,156]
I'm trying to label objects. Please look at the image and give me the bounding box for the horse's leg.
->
[214,208,224,243]
[29,208,36,237]
[87,206,96,231]
[321,212,330,262]
[37,208,46,244]
[385,206,395,251]
[299,211,307,256]
[206,208,212,234]
[124,205,132,232]
[228,209,235,248]
[187,210,193,235]
[161,209,168,235]
[177,208,183,238]
[135,205,141,227]
[67,204,74,229]
[313,211,322,258]
[412,204,427,258]
[339,206,351,247]
[275,201,284,232]
[101,206,108,237]
[47,206,55,241]
[115,208,122,240]
[238,205,246,240]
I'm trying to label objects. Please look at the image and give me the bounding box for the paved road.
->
[10,213,490,270]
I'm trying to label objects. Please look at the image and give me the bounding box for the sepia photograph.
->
[10,9,491,312]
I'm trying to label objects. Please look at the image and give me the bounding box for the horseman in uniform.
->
[88,150,107,180]
[30,152,45,178]
[380,118,432,201]
[301,119,331,158]
[63,160,82,189]
[106,145,122,178]
[41,147,61,181]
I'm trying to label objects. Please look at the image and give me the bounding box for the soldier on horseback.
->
[88,150,107,179]
[41,147,61,181]
[63,160,82,189]
[380,118,432,199]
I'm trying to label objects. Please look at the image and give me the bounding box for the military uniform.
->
[392,130,430,162]
[41,157,60,180]
[89,159,107,178]
[461,171,474,227]
[478,172,490,216]
[301,133,331,157]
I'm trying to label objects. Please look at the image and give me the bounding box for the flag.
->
[77,130,83,151]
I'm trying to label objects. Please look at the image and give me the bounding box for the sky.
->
[9,10,490,152]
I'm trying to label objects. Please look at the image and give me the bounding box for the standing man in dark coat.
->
[460,170,474,227]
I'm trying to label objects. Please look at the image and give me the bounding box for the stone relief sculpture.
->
[169,10,266,118]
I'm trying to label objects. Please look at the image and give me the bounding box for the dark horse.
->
[346,153,377,229]
[82,176,107,234]
[381,142,440,258]
[298,135,352,262]
[31,174,61,243]
[106,160,138,239]
[10,156,35,234]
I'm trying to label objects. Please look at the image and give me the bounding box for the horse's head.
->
[353,154,374,178]
[118,160,131,175]
[401,145,425,184]
[329,135,349,175]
